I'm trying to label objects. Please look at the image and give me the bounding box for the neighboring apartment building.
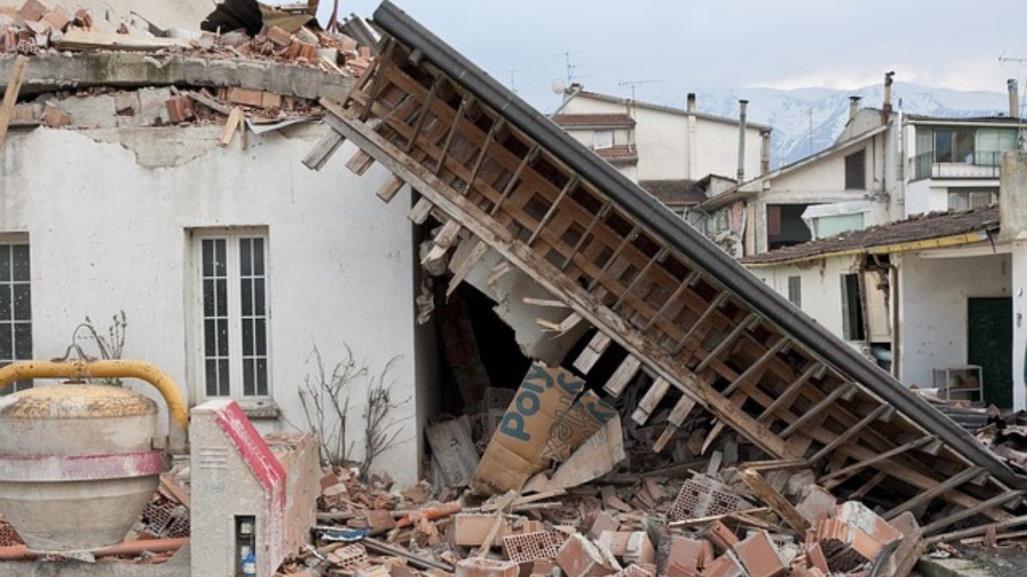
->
[552,86,771,215]
[698,77,1027,409]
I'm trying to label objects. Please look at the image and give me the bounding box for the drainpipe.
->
[737,99,748,184]
[849,96,862,121]
[759,129,771,176]
[882,71,895,119]
[1008,79,1020,119]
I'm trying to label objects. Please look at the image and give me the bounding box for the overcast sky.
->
[320,0,1025,111]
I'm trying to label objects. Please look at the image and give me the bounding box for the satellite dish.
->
[551,79,568,95]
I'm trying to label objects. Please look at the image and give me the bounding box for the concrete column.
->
[1012,241,1027,410]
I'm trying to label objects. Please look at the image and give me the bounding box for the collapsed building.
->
[2,1,1027,577]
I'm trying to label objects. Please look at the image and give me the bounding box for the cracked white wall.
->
[0,123,428,484]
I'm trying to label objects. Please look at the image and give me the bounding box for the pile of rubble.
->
[1,0,373,135]
[278,459,923,577]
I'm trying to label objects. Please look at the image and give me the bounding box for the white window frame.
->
[0,233,31,394]
[188,227,273,408]
[593,130,614,150]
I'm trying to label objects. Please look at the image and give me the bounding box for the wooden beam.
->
[883,467,985,521]
[345,148,376,175]
[694,313,758,373]
[738,466,810,535]
[603,355,642,397]
[408,196,435,224]
[673,293,729,354]
[643,270,698,331]
[756,362,821,422]
[405,76,444,153]
[527,176,578,246]
[821,436,936,488]
[779,382,854,438]
[447,236,489,298]
[806,404,892,465]
[0,55,29,152]
[722,336,789,396]
[376,175,406,203]
[573,331,612,374]
[632,377,671,425]
[302,129,345,171]
[920,490,1025,536]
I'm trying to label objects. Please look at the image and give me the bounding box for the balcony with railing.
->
[912,150,1004,181]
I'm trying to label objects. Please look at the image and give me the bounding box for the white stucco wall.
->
[750,256,860,339]
[1,124,427,484]
[561,95,763,181]
[897,252,1010,388]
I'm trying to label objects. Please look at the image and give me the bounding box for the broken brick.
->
[17,0,48,22]
[732,531,786,577]
[702,520,738,554]
[452,513,517,547]
[263,24,293,47]
[667,536,712,573]
[702,554,745,577]
[165,95,194,124]
[455,558,518,577]
[40,105,70,127]
[556,533,619,577]
[502,530,564,564]
[41,5,69,31]
[596,531,654,565]
[365,509,396,531]
[589,511,619,539]
[805,543,829,575]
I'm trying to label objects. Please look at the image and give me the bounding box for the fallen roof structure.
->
[307,0,1027,535]
[742,206,1001,266]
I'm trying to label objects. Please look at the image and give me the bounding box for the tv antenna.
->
[617,79,666,101]
[504,69,527,94]
[554,51,581,84]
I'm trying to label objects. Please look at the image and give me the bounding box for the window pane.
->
[13,284,30,321]
[935,131,953,162]
[217,319,229,356]
[0,287,9,320]
[0,247,9,283]
[240,238,252,276]
[13,323,31,359]
[241,279,252,316]
[202,239,214,277]
[255,319,266,356]
[253,238,264,275]
[242,318,254,356]
[0,323,11,359]
[205,359,219,396]
[217,359,230,396]
[243,358,255,396]
[256,359,268,396]
[11,246,29,282]
[204,319,216,357]
[203,279,214,317]
[254,281,265,316]
[215,240,226,276]
[216,279,228,317]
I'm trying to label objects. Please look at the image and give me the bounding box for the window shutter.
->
[767,205,782,237]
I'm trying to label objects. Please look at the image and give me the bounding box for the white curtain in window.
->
[976,128,1017,165]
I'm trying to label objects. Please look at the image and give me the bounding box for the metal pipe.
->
[737,99,748,183]
[759,129,771,176]
[849,95,861,121]
[0,360,189,430]
[0,537,188,560]
[1009,79,1019,119]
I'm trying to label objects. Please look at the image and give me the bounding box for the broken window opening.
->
[840,273,866,342]
[787,276,801,308]
[766,204,813,250]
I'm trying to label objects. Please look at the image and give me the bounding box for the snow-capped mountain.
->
[695,82,1010,168]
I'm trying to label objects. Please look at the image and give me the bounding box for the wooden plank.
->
[694,313,758,373]
[921,490,1025,536]
[756,362,821,422]
[643,271,697,331]
[573,331,612,374]
[447,237,489,298]
[425,416,479,488]
[527,176,578,246]
[218,106,245,148]
[821,436,936,488]
[883,467,985,521]
[345,148,376,175]
[631,377,671,425]
[673,293,729,353]
[722,336,789,396]
[376,175,406,203]
[614,248,668,310]
[423,220,462,263]
[303,130,346,171]
[779,382,854,438]
[408,196,434,224]
[738,466,810,535]
[667,393,698,427]
[807,404,892,464]
[0,56,29,152]
[603,355,642,397]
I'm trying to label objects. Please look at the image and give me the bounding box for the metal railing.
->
[912,150,1005,181]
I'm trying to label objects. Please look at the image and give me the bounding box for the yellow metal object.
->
[0,360,188,430]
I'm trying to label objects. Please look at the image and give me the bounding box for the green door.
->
[967,297,1013,408]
